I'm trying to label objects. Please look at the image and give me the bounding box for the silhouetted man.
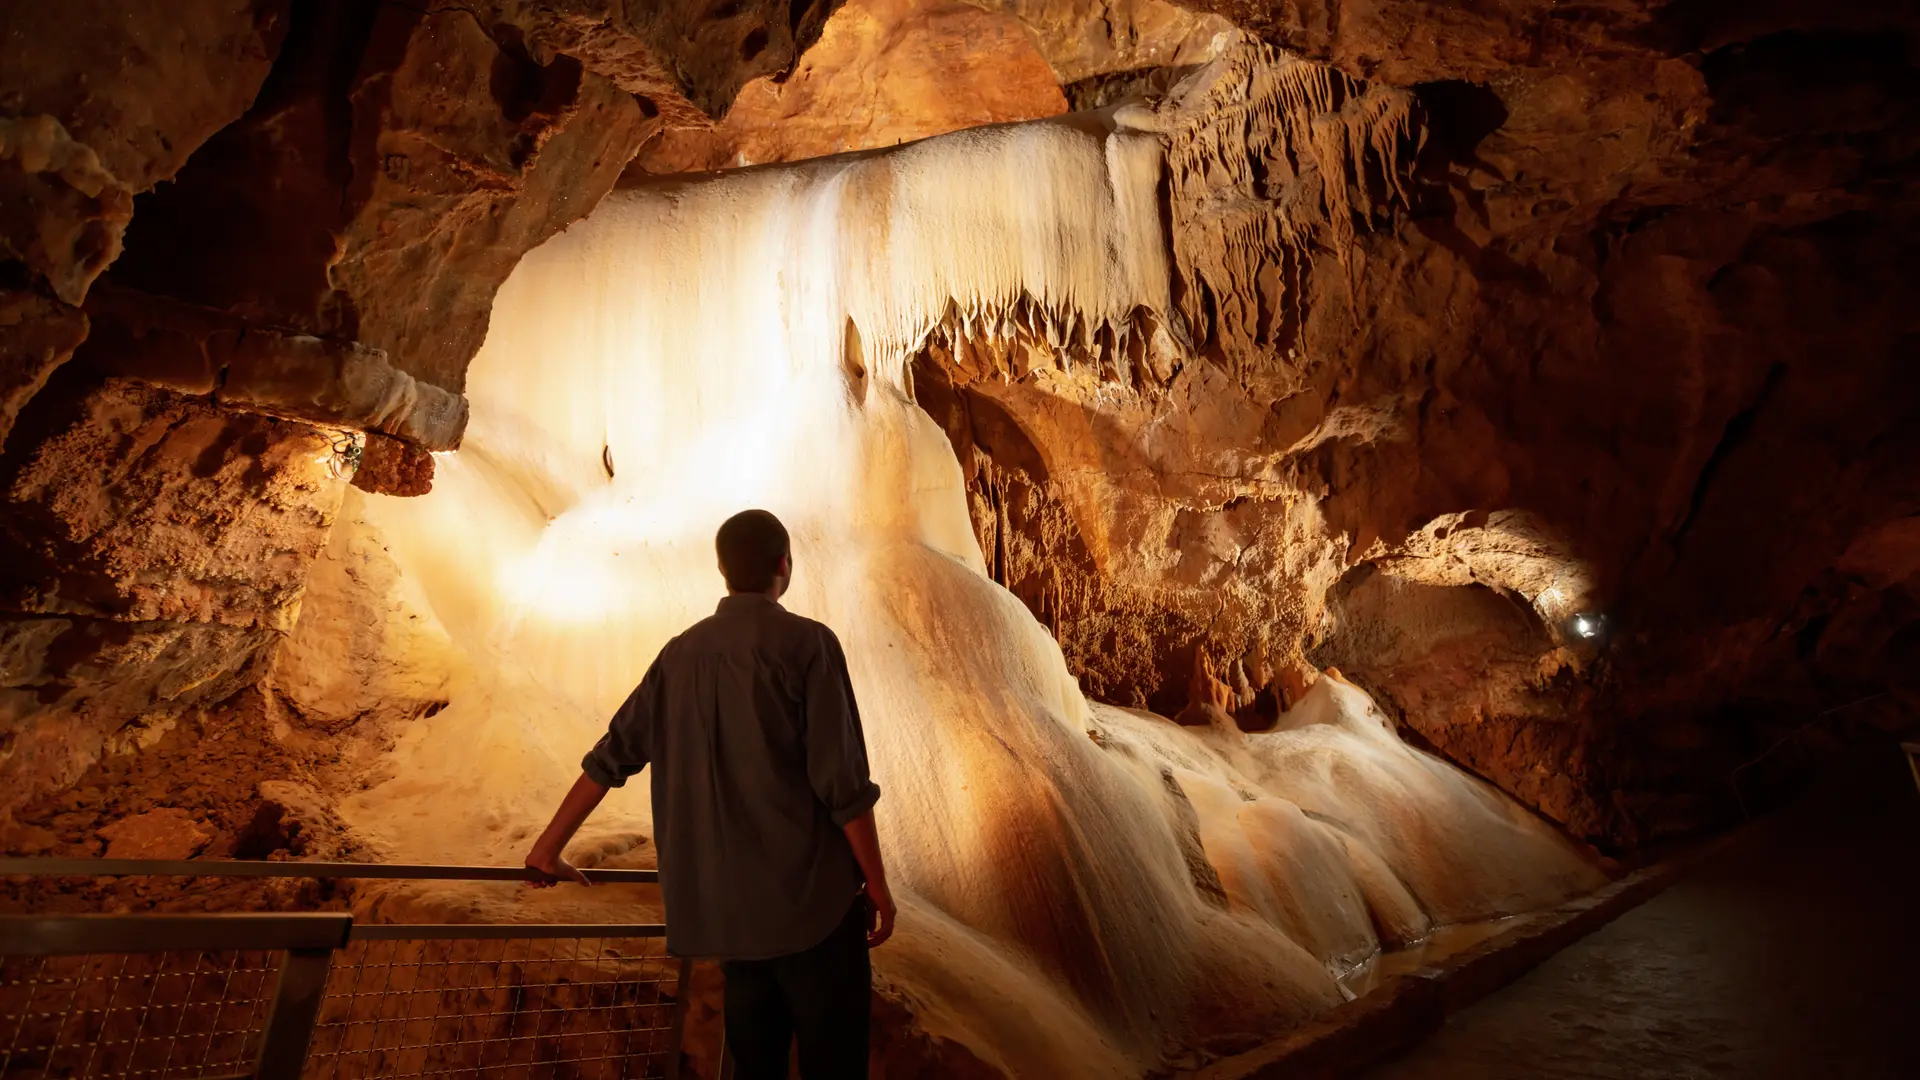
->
[526,509,894,1079]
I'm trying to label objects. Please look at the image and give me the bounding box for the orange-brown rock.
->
[78,286,470,452]
[0,0,289,305]
[446,0,843,122]
[635,0,1070,174]
[0,376,345,820]
[913,18,1918,844]
[109,2,653,392]
[0,686,354,913]
[0,379,342,626]
[630,0,1245,175]
[98,807,214,861]
[0,291,88,451]
[350,433,435,497]
[1001,0,1233,84]
[0,615,280,830]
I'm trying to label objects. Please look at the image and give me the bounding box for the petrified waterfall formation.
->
[302,88,1600,1075]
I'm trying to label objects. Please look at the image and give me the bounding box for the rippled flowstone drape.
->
[318,107,1602,1077]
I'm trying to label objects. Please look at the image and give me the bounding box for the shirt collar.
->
[717,593,781,615]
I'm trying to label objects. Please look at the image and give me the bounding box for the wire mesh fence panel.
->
[304,935,683,1080]
[0,950,281,1079]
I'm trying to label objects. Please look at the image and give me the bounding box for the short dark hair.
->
[716,510,790,592]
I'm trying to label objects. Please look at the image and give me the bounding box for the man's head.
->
[716,509,792,597]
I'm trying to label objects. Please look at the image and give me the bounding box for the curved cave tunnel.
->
[1,1,1916,1078]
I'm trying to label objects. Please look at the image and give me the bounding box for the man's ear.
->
[779,553,793,578]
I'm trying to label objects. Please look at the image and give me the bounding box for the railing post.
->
[255,946,336,1080]
[666,956,694,1080]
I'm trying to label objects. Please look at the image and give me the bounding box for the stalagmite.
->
[327,103,1602,1075]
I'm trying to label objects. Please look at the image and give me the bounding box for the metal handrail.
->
[348,922,668,941]
[0,913,354,955]
[0,857,658,884]
[0,914,674,949]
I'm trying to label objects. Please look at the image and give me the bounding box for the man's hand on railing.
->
[524,846,591,887]
[524,773,612,887]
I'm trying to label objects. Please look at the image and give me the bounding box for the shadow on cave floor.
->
[1360,738,1920,1080]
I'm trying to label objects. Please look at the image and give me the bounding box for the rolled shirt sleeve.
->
[803,626,882,825]
[582,662,660,788]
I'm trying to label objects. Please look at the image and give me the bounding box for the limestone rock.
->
[0,115,134,307]
[241,780,351,860]
[635,0,1070,173]
[77,287,468,450]
[994,0,1234,84]
[110,3,654,391]
[632,0,1240,174]
[0,375,344,819]
[444,0,842,123]
[909,19,1919,844]
[97,807,212,861]
[0,0,288,304]
[0,291,88,452]
[350,433,436,497]
[0,379,345,628]
[272,490,456,730]
[0,615,277,824]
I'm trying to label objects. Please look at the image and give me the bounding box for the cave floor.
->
[1361,741,1920,1080]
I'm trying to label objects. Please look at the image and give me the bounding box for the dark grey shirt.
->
[582,594,881,960]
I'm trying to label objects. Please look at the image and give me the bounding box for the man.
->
[525,509,895,1080]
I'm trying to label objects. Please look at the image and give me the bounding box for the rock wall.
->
[104,1,653,394]
[629,0,1234,173]
[0,374,347,823]
[911,13,1919,843]
[0,0,819,825]
[0,0,287,447]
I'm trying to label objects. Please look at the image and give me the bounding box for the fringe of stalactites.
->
[907,294,1189,396]
[808,119,1185,400]
[1154,37,1426,371]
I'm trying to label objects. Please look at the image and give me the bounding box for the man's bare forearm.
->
[525,772,610,884]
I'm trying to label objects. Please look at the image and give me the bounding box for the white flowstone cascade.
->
[338,115,1602,1076]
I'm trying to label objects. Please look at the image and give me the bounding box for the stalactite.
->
[1154,36,1425,378]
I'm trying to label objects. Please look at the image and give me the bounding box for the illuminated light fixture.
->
[1571,613,1603,640]
[314,430,364,479]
